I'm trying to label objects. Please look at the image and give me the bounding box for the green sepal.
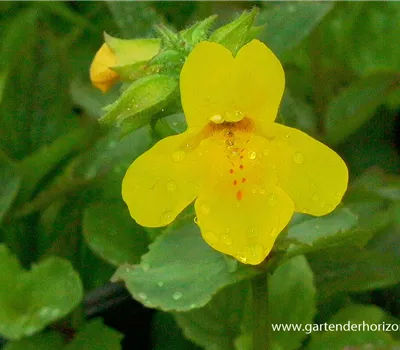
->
[209,8,259,55]
[180,15,218,45]
[104,32,160,66]
[100,74,178,131]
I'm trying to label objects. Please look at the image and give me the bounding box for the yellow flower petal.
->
[90,43,119,93]
[122,131,203,227]
[180,41,235,129]
[233,40,285,129]
[263,123,348,216]
[180,40,284,129]
[194,133,294,265]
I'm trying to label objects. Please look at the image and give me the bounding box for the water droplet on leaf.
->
[138,292,147,300]
[173,292,183,300]
[142,263,150,272]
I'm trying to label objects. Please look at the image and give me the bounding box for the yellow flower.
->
[122,40,348,265]
[90,43,119,93]
[90,36,160,93]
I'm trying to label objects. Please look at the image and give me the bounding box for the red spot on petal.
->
[233,180,237,185]
[236,190,243,201]
[229,169,234,174]
[239,164,244,170]
[242,178,246,183]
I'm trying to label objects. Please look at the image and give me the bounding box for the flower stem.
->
[252,273,270,350]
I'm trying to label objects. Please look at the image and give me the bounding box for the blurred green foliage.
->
[0,1,400,349]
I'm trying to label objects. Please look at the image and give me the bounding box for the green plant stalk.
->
[252,272,269,350]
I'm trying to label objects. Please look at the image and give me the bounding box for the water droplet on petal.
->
[235,253,247,264]
[320,201,326,208]
[210,114,224,124]
[172,292,183,300]
[138,292,147,300]
[247,226,257,239]
[166,181,176,191]
[267,193,277,206]
[293,152,304,164]
[263,149,270,156]
[312,194,319,201]
[245,244,264,262]
[142,263,150,272]
[259,188,266,195]
[194,216,199,225]
[203,230,219,245]
[161,210,174,224]
[221,234,232,246]
[171,150,186,162]
[248,150,257,160]
[270,227,278,237]
[200,203,210,215]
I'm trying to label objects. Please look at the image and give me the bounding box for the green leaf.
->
[285,208,364,256]
[175,282,249,350]
[66,319,123,350]
[307,304,394,350]
[83,201,149,266]
[0,152,21,224]
[257,2,334,58]
[0,245,83,340]
[152,312,200,350]
[17,125,98,203]
[154,113,187,137]
[308,246,400,297]
[324,73,399,145]
[100,74,178,131]
[209,8,259,55]
[279,89,317,136]
[106,1,163,38]
[269,256,316,350]
[347,3,400,75]
[112,220,256,312]
[4,331,64,350]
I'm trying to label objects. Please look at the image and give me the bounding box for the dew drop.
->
[320,201,326,208]
[210,114,224,124]
[189,303,197,309]
[293,152,304,164]
[263,149,270,156]
[248,150,257,160]
[221,234,232,246]
[166,181,176,191]
[157,281,164,287]
[138,292,147,300]
[194,216,199,225]
[270,227,278,237]
[203,230,219,244]
[161,210,173,224]
[259,188,266,195]
[200,203,210,215]
[142,263,150,272]
[252,188,257,194]
[247,226,257,239]
[245,244,264,262]
[312,194,319,201]
[315,224,320,229]
[172,292,183,300]
[267,193,277,206]
[171,150,186,162]
[235,253,247,264]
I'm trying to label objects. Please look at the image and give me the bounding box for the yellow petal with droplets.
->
[194,135,294,265]
[180,41,235,129]
[233,40,284,129]
[90,43,119,93]
[122,131,203,227]
[262,123,348,216]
